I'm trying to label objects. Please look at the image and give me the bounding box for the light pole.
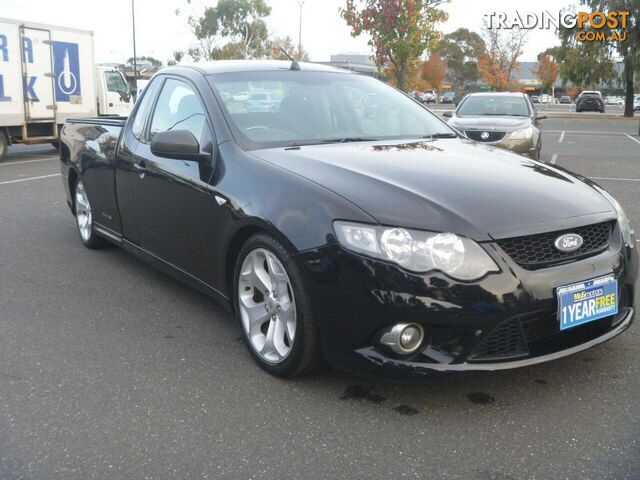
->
[131,0,138,100]
[297,0,305,60]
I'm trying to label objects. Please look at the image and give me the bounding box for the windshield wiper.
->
[469,113,528,117]
[420,132,458,139]
[324,137,378,143]
[281,137,377,148]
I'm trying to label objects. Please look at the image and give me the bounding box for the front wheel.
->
[234,233,322,377]
[74,179,108,249]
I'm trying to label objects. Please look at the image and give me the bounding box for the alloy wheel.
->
[238,248,297,364]
[75,181,92,242]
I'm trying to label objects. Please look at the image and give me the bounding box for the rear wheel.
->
[234,233,322,377]
[0,132,7,161]
[74,179,108,249]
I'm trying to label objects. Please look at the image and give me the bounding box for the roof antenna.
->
[279,47,300,71]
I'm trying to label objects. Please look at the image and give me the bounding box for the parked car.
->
[576,91,605,113]
[634,95,640,111]
[530,95,540,104]
[440,91,455,104]
[559,95,572,104]
[421,89,436,103]
[60,61,637,379]
[233,91,250,102]
[246,91,281,112]
[443,92,545,159]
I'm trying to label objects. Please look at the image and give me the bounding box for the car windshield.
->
[457,95,530,117]
[208,70,455,150]
[105,71,129,96]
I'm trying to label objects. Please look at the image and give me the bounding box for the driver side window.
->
[148,78,208,147]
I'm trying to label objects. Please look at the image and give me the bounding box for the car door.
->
[131,76,217,282]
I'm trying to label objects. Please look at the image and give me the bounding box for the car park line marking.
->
[550,154,558,164]
[546,130,634,136]
[0,173,61,185]
[558,131,565,143]
[0,156,58,167]
[590,176,640,182]
[625,134,640,146]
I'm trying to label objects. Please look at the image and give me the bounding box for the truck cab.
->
[95,66,132,116]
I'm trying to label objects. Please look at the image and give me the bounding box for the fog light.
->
[379,323,425,355]
[400,325,422,351]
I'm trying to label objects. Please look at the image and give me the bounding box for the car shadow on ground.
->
[90,236,633,422]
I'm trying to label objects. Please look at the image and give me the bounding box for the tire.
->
[73,179,109,249]
[233,233,322,378]
[532,141,541,160]
[0,131,7,161]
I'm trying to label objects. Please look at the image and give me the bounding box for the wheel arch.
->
[68,167,79,213]
[224,221,301,312]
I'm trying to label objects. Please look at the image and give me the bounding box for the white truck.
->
[0,18,133,159]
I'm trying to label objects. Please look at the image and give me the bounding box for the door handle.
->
[133,160,146,178]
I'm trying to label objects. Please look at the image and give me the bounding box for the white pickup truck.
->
[0,17,133,159]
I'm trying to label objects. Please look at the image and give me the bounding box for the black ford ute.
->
[60,61,638,379]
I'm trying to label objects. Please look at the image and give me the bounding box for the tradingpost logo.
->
[484,10,630,42]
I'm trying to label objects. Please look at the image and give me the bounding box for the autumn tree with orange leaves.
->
[533,53,559,95]
[341,0,447,92]
[420,53,446,100]
[478,23,528,91]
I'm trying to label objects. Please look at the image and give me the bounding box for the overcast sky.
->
[0,0,577,64]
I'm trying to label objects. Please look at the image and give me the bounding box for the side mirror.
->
[150,130,210,162]
[442,111,453,118]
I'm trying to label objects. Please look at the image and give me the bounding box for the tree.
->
[127,56,162,67]
[268,36,309,62]
[577,1,639,117]
[215,0,271,59]
[177,0,272,61]
[420,53,446,100]
[533,53,559,94]
[549,30,617,91]
[478,23,528,91]
[340,0,447,91]
[177,4,219,61]
[565,86,579,99]
[437,28,486,95]
[173,51,184,63]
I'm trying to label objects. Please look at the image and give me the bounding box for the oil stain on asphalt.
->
[340,385,386,404]
[393,405,420,416]
[467,392,495,404]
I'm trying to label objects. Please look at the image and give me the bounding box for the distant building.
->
[317,54,381,78]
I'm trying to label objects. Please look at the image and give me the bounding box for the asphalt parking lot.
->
[1,118,639,480]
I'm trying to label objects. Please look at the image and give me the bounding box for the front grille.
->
[468,320,528,361]
[469,308,626,363]
[465,130,506,142]
[497,221,613,269]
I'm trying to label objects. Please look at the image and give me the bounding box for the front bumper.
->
[297,224,638,378]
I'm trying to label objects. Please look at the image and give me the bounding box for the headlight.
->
[509,126,533,140]
[592,186,635,247]
[597,189,635,248]
[334,221,499,280]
